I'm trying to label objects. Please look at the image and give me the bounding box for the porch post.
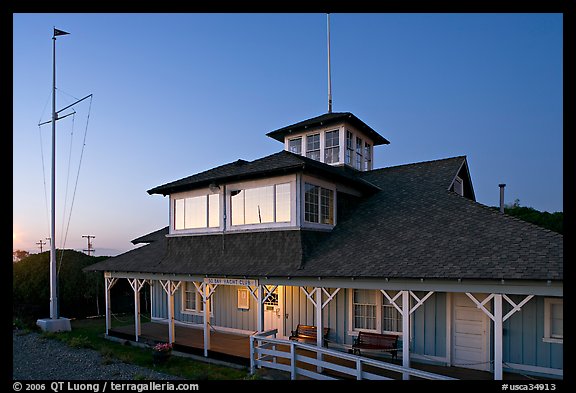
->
[104,276,117,336]
[167,282,175,344]
[203,283,211,357]
[315,287,323,373]
[494,294,503,380]
[257,285,264,332]
[402,290,410,380]
[134,282,141,341]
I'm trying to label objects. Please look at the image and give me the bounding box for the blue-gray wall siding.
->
[151,285,562,371]
[411,292,446,357]
[502,295,563,370]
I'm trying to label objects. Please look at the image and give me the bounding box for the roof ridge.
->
[369,155,467,173]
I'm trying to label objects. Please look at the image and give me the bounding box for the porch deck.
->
[108,322,548,380]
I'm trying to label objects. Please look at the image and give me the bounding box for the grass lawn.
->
[34,316,252,380]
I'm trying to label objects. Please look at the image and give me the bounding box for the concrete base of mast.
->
[36,317,71,332]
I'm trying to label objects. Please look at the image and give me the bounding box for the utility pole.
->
[36,239,47,253]
[82,235,95,256]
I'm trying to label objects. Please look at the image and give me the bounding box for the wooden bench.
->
[351,331,399,359]
[288,324,330,347]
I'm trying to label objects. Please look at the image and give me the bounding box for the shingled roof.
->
[87,156,563,281]
[266,112,390,146]
[147,150,379,196]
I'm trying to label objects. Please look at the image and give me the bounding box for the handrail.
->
[250,331,456,381]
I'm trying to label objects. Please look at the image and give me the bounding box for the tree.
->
[497,200,563,234]
[13,250,30,263]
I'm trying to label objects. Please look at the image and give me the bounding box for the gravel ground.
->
[13,330,183,380]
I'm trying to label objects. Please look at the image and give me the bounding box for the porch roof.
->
[86,156,563,281]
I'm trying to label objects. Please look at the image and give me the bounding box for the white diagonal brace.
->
[160,279,181,296]
[409,291,434,315]
[300,286,317,308]
[381,290,403,314]
[466,293,495,321]
[247,285,259,301]
[262,285,278,304]
[321,288,340,309]
[106,277,118,291]
[503,294,534,322]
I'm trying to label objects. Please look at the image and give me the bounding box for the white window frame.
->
[287,137,302,155]
[181,282,214,316]
[324,129,340,164]
[301,175,337,229]
[543,297,563,344]
[226,175,297,231]
[170,188,222,235]
[348,289,403,336]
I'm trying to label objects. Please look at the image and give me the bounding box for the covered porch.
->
[103,273,562,380]
[107,320,543,381]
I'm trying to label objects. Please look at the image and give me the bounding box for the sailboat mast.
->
[50,33,58,319]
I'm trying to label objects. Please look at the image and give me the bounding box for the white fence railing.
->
[249,330,457,380]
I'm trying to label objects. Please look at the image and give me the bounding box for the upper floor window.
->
[231,183,291,226]
[355,137,363,170]
[306,134,320,161]
[174,193,219,230]
[288,138,302,155]
[304,183,334,225]
[324,130,339,164]
[364,142,372,171]
[345,130,354,166]
[453,176,463,196]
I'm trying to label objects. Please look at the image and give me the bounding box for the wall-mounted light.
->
[209,183,221,193]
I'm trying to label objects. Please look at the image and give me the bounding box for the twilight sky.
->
[12,13,563,256]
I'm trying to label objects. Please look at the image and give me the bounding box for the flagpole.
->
[50,30,58,319]
[37,27,72,332]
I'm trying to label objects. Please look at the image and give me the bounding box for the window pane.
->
[346,130,354,165]
[231,190,245,225]
[289,138,302,155]
[355,137,363,170]
[364,143,371,171]
[185,196,207,228]
[185,283,196,311]
[304,183,319,223]
[208,194,220,228]
[275,183,291,223]
[324,130,339,164]
[174,199,185,230]
[245,186,274,224]
[306,134,320,161]
[353,289,377,330]
[551,303,563,338]
[382,294,402,333]
[320,188,334,225]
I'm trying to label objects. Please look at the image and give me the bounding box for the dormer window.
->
[306,134,320,161]
[324,129,340,164]
[453,176,463,196]
[304,182,334,225]
[230,183,291,226]
[288,137,302,155]
[174,193,219,230]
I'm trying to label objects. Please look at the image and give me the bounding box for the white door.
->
[452,293,490,371]
[264,286,284,337]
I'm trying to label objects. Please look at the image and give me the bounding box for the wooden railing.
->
[250,331,457,380]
